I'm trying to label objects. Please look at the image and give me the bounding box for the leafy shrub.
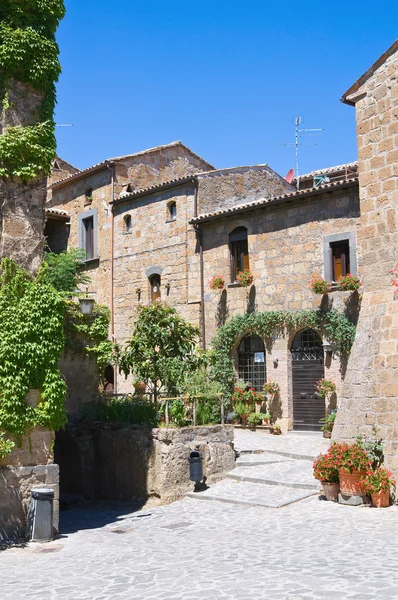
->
[79,396,159,427]
[44,248,90,295]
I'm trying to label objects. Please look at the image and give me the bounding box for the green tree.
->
[119,303,201,400]
[44,248,90,295]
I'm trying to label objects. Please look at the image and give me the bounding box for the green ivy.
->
[0,1,64,179]
[0,259,67,454]
[211,309,356,392]
[65,301,114,386]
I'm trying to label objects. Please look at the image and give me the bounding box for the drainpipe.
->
[106,162,117,392]
[193,180,206,349]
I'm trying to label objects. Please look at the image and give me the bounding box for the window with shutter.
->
[330,240,350,280]
[150,274,161,301]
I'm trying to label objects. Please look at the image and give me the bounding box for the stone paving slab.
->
[230,460,319,490]
[1,497,398,599]
[234,429,329,460]
[186,478,318,507]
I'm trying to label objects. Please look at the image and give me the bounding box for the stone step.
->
[230,460,318,490]
[226,473,318,491]
[185,479,318,509]
[238,448,317,462]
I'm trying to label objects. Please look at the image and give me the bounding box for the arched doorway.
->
[238,334,266,391]
[291,328,325,431]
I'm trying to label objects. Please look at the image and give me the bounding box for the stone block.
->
[338,493,371,506]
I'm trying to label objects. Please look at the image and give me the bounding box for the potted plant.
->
[263,380,280,397]
[320,409,337,438]
[234,401,250,426]
[133,378,146,396]
[313,452,340,501]
[271,424,282,435]
[236,269,254,287]
[360,467,396,508]
[209,275,225,290]
[310,277,331,295]
[247,412,271,429]
[327,441,371,496]
[337,273,362,291]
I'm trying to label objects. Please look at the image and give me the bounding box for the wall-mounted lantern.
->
[135,287,141,302]
[78,288,95,315]
[322,340,333,354]
[165,282,171,295]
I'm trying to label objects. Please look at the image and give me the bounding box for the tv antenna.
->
[280,116,323,190]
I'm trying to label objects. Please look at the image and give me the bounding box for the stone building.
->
[332,39,398,472]
[47,137,362,432]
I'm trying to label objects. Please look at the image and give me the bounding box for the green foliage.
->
[0,1,65,179]
[0,121,56,178]
[0,432,14,458]
[320,409,336,433]
[119,303,201,399]
[65,301,114,386]
[79,396,159,427]
[0,1,65,37]
[247,412,270,425]
[356,428,384,470]
[44,248,90,295]
[183,366,223,425]
[168,399,187,427]
[0,25,61,92]
[0,258,67,444]
[211,309,356,392]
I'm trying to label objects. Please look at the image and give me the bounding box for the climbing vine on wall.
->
[211,309,357,392]
[0,258,67,456]
[0,0,65,179]
[65,301,115,387]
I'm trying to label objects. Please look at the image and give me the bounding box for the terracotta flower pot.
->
[240,414,249,426]
[338,470,367,496]
[323,431,332,439]
[322,482,340,502]
[371,490,390,508]
[134,381,146,395]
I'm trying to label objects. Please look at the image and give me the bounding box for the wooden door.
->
[291,329,325,431]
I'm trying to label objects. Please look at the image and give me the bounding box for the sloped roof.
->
[298,162,358,179]
[49,141,214,189]
[190,178,359,224]
[113,176,195,204]
[45,207,70,219]
[341,39,398,105]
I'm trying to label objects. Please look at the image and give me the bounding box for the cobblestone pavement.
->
[2,431,397,599]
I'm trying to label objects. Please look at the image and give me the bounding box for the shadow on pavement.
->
[60,499,150,534]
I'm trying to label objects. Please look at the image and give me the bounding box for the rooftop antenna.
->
[280,116,323,190]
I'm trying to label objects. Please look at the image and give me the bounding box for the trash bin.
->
[189,447,203,484]
[30,487,54,542]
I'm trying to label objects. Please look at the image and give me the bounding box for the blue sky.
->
[55,1,397,177]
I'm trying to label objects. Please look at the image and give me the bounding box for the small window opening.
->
[85,187,93,205]
[104,365,114,393]
[168,202,177,220]
[83,216,94,260]
[229,227,249,282]
[330,240,350,280]
[124,214,132,233]
[150,274,161,302]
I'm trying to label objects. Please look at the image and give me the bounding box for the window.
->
[238,334,266,391]
[168,202,177,221]
[83,217,94,260]
[150,274,161,301]
[124,214,132,233]
[78,208,98,261]
[85,187,93,205]
[330,240,350,280]
[323,232,357,283]
[229,227,249,282]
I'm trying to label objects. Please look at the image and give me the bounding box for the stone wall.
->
[59,350,100,414]
[55,424,235,504]
[197,165,294,215]
[0,426,59,541]
[333,43,398,473]
[0,80,47,274]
